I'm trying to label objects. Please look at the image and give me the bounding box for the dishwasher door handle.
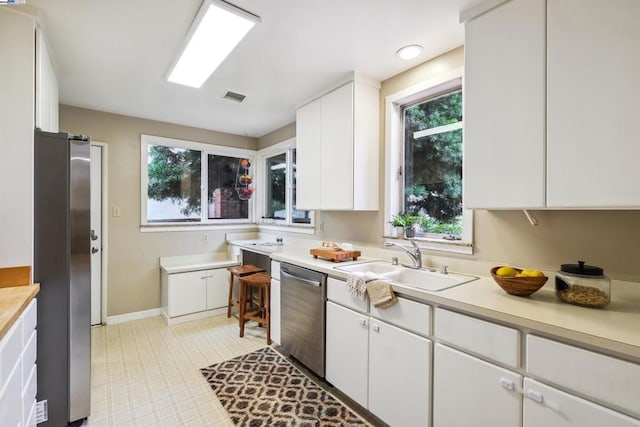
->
[281,270,322,287]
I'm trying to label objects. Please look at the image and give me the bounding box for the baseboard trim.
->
[106,308,162,325]
[163,307,227,326]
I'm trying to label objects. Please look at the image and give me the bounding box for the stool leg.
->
[239,281,247,338]
[265,283,271,345]
[227,273,234,318]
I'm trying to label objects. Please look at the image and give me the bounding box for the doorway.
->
[90,143,107,325]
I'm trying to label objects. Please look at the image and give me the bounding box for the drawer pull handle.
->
[372,324,380,332]
[527,390,544,403]
[359,318,367,326]
[500,378,515,391]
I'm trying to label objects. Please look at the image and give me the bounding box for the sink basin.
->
[383,268,477,292]
[334,261,477,292]
[334,261,399,275]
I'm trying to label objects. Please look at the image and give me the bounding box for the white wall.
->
[0,9,35,268]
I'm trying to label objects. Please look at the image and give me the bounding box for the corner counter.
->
[0,284,39,340]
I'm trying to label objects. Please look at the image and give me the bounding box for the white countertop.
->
[261,245,640,361]
[160,252,238,274]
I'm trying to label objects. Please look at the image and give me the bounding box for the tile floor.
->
[87,315,267,426]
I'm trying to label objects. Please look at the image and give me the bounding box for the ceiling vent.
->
[222,91,246,103]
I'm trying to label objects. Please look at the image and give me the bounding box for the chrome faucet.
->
[384,240,422,269]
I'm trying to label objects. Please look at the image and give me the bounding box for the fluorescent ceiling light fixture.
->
[167,0,260,88]
[396,44,423,60]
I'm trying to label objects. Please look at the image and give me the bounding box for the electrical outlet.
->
[112,206,121,217]
[202,234,208,242]
[319,221,325,232]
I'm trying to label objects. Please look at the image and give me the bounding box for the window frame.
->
[140,134,255,227]
[255,138,314,231]
[384,69,473,254]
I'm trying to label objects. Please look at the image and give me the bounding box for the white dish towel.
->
[346,272,367,301]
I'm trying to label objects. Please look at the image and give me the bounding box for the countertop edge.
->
[0,284,40,341]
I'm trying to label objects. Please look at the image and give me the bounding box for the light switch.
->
[112,206,121,217]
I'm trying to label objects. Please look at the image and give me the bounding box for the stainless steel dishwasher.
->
[280,263,327,378]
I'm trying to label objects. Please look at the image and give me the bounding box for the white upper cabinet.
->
[463,0,546,209]
[463,0,640,209]
[296,76,380,211]
[546,0,640,207]
[35,28,59,133]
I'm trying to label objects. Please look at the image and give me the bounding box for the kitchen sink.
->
[334,261,477,292]
[334,261,399,275]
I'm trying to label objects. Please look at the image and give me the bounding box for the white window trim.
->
[255,138,315,233]
[140,134,255,227]
[384,67,473,255]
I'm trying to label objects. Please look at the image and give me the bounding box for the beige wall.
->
[258,122,296,150]
[60,105,259,316]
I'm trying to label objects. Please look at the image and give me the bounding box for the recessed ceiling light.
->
[396,45,423,60]
[167,0,261,88]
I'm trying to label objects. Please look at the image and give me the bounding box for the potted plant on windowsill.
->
[390,213,420,238]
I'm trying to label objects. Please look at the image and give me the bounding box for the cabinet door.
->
[369,319,430,427]
[433,344,522,427]
[269,278,281,345]
[205,269,228,310]
[325,301,368,408]
[320,82,354,210]
[463,0,546,208]
[524,379,640,427]
[547,0,640,207]
[168,270,206,317]
[295,98,322,210]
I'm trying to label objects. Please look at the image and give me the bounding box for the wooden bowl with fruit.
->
[490,266,548,297]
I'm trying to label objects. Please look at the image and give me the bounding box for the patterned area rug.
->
[201,347,369,426]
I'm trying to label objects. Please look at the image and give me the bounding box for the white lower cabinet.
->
[162,268,230,323]
[325,301,369,408]
[270,277,281,345]
[369,318,431,427]
[523,379,640,427]
[433,343,522,427]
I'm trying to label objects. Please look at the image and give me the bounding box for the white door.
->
[369,318,431,427]
[90,145,103,325]
[325,301,369,408]
[205,269,229,310]
[433,343,522,427]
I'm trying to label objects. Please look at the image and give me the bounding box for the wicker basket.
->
[490,266,548,297]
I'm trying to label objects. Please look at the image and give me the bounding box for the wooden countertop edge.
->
[0,284,40,341]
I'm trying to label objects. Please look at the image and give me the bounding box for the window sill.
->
[383,235,473,255]
[258,223,316,235]
[140,223,258,233]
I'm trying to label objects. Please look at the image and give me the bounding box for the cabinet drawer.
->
[22,298,37,345]
[370,296,431,337]
[524,378,640,427]
[527,335,640,419]
[271,261,280,281]
[0,317,23,389]
[435,308,520,368]
[327,277,368,313]
[25,398,37,427]
[0,361,22,427]
[22,330,36,386]
[22,364,37,426]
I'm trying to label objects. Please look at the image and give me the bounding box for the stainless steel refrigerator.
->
[34,129,91,426]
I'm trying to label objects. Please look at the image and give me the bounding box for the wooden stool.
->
[226,264,265,318]
[238,272,271,345]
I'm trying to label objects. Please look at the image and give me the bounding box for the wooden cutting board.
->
[310,248,361,262]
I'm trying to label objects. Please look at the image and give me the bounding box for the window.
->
[141,135,254,225]
[259,140,312,227]
[404,89,463,236]
[385,73,472,254]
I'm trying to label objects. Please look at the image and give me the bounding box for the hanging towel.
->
[346,272,367,301]
[366,278,398,308]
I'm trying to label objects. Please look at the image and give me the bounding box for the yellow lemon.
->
[527,270,545,277]
[496,266,518,277]
[515,273,528,277]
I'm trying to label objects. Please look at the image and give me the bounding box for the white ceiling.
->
[29,0,482,138]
